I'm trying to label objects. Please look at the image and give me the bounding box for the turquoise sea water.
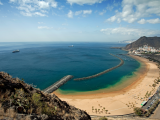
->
[0,42,140,94]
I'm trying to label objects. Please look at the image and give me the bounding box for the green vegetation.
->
[0,72,91,120]
[99,116,108,120]
[145,111,150,117]
[32,93,41,106]
[134,107,143,116]
[31,93,57,115]
[143,74,160,101]
[144,100,159,117]
[144,91,152,100]
[0,88,57,116]
[126,102,136,109]
[125,57,160,118]
[92,104,109,114]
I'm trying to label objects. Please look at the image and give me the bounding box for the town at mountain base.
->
[0,72,91,120]
[125,36,160,50]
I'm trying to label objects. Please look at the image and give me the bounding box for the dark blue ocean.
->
[0,42,140,94]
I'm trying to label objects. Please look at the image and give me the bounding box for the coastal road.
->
[150,91,160,119]
[142,94,159,110]
[150,104,160,119]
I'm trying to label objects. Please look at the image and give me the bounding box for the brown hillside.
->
[125,36,160,50]
[0,72,91,120]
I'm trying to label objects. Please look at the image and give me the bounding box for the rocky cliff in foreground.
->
[125,36,160,50]
[0,72,91,120]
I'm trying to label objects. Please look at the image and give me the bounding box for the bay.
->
[0,42,140,94]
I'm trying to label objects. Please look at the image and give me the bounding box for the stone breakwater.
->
[74,54,124,81]
[43,75,73,93]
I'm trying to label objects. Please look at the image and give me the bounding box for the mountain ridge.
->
[125,36,160,50]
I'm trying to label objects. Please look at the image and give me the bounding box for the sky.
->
[0,0,160,42]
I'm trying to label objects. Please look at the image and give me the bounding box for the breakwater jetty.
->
[43,75,73,93]
[74,54,124,81]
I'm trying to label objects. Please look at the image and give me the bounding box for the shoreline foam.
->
[53,55,160,116]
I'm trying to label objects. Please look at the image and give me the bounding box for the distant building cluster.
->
[129,45,160,55]
[119,40,135,43]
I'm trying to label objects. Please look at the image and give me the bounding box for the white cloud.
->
[106,0,160,24]
[137,19,146,24]
[38,26,53,29]
[9,0,57,17]
[99,10,106,15]
[106,16,117,22]
[20,11,46,17]
[147,18,160,24]
[73,10,92,17]
[67,0,103,5]
[75,10,92,16]
[101,27,160,37]
[38,1,49,9]
[48,0,57,8]
[83,10,92,14]
[20,11,32,17]
[75,10,82,16]
[0,1,3,5]
[138,18,160,24]
[117,18,121,23]
[17,5,35,13]
[41,10,48,13]
[67,10,73,18]
[34,12,46,16]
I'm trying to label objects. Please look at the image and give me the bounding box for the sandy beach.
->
[53,55,160,116]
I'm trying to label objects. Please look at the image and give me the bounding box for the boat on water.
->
[12,50,20,53]
[68,45,74,47]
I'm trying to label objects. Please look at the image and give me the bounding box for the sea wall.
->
[43,75,73,93]
[74,54,124,81]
